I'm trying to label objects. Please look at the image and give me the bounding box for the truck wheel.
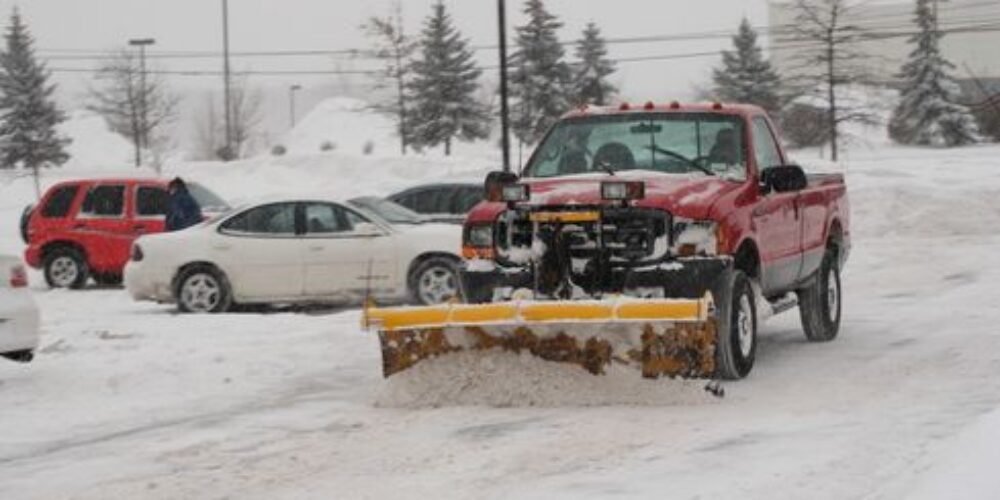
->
[714,270,757,380]
[44,247,89,289]
[19,204,33,244]
[798,249,841,342]
[410,257,461,305]
[175,266,232,314]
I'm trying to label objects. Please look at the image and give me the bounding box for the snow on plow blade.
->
[363,294,718,379]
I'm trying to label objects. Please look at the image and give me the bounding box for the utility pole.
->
[497,0,511,173]
[222,0,233,161]
[289,84,302,128]
[128,38,155,167]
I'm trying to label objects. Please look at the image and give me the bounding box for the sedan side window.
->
[304,203,350,234]
[453,187,482,214]
[80,185,125,218]
[221,203,297,236]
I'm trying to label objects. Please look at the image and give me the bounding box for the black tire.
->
[714,270,757,380]
[93,273,123,287]
[174,265,233,314]
[1,350,34,363]
[409,257,462,305]
[19,204,33,243]
[797,248,842,342]
[43,247,89,289]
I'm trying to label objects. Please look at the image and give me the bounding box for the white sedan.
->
[124,197,466,313]
[1,254,40,362]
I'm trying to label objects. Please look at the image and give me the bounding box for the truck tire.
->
[714,270,757,380]
[797,248,841,342]
[175,265,233,314]
[43,247,89,289]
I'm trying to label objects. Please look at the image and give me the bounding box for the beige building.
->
[768,0,1000,83]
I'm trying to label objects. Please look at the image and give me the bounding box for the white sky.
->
[8,0,772,104]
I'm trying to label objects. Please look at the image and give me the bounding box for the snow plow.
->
[364,294,717,378]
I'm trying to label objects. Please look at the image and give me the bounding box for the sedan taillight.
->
[9,264,27,288]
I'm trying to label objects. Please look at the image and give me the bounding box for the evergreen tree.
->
[712,18,782,114]
[572,22,616,106]
[408,1,490,155]
[889,0,979,146]
[510,0,571,146]
[0,8,69,196]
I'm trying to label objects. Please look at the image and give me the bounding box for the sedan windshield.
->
[348,197,425,225]
[523,113,747,180]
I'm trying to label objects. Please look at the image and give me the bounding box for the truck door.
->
[750,117,803,294]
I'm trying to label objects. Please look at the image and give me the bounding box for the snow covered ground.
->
[2,124,1000,498]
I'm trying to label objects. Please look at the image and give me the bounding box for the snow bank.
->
[57,110,134,171]
[280,97,398,156]
[375,350,717,408]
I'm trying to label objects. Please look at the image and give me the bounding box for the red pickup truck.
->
[21,178,227,289]
[460,102,850,379]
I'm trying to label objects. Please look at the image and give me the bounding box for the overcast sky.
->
[7,0,772,104]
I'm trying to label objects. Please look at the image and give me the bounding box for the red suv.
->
[21,178,227,289]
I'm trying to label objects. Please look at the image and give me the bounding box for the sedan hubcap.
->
[181,273,221,312]
[737,294,754,358]
[50,256,79,287]
[419,266,458,305]
[827,268,839,323]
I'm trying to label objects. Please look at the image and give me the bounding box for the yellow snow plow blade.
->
[363,294,718,379]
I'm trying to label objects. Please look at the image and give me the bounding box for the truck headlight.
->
[672,219,720,257]
[601,181,645,201]
[466,224,494,248]
[501,184,530,203]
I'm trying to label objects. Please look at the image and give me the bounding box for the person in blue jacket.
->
[165,177,203,231]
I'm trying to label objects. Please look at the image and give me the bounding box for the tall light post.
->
[128,38,155,167]
[289,84,302,128]
[221,0,233,161]
[497,0,511,173]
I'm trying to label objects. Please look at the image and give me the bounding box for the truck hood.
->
[468,172,743,222]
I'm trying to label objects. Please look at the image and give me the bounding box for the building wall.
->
[768,0,1000,83]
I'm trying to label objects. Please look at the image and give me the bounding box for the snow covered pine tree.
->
[407,1,489,156]
[0,8,69,194]
[572,22,617,107]
[712,18,782,115]
[510,0,572,146]
[889,0,979,147]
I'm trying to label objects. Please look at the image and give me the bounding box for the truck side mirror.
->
[760,165,808,194]
[484,170,519,202]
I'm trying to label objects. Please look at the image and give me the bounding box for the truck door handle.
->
[134,225,147,233]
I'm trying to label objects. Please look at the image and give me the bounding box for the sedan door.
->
[301,202,398,299]
[215,202,305,300]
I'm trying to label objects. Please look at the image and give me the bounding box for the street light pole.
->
[128,38,155,167]
[289,84,302,129]
[222,0,233,161]
[497,0,511,173]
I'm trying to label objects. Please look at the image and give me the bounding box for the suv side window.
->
[80,185,126,217]
[751,117,783,170]
[41,185,79,218]
[221,203,297,236]
[136,186,169,217]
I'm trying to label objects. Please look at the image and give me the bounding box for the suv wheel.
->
[44,247,89,289]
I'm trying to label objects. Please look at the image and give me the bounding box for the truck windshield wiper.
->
[644,145,715,177]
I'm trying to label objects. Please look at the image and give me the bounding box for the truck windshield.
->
[523,113,747,180]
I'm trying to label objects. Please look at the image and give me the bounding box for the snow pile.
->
[375,350,717,408]
[56,110,134,171]
[280,97,398,156]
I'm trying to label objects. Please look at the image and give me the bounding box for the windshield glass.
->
[188,183,230,212]
[348,197,424,224]
[523,113,747,180]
